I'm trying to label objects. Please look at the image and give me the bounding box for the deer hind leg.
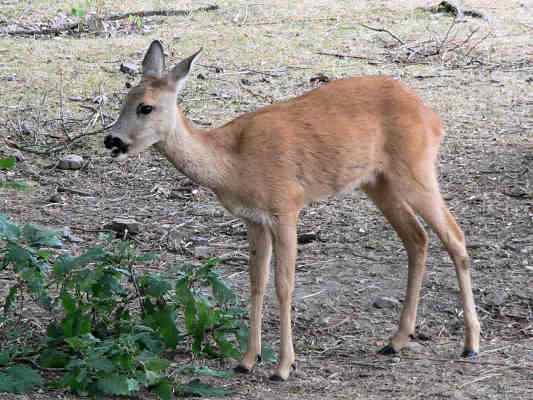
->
[235,221,272,373]
[406,177,481,357]
[269,213,298,381]
[363,174,429,353]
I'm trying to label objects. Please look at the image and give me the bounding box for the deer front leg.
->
[235,222,272,373]
[270,214,298,381]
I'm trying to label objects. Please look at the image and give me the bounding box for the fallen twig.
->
[359,23,405,45]
[5,123,114,155]
[316,51,377,62]
[57,186,95,197]
[400,355,533,370]
[4,5,218,36]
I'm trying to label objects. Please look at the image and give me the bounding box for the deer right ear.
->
[168,48,202,92]
[142,40,165,78]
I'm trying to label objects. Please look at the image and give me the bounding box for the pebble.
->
[120,62,139,75]
[107,218,141,235]
[194,246,214,259]
[485,289,507,307]
[372,296,400,309]
[58,154,84,170]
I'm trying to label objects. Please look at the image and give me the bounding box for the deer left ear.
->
[143,40,166,78]
[168,48,202,92]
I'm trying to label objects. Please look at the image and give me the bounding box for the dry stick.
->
[359,23,405,45]
[400,356,533,370]
[4,5,219,36]
[315,51,376,61]
[5,123,114,155]
[57,186,95,197]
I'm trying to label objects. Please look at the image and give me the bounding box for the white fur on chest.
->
[217,194,273,226]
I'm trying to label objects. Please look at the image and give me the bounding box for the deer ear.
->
[168,48,202,92]
[142,40,165,78]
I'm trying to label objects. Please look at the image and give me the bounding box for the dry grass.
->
[0,0,532,399]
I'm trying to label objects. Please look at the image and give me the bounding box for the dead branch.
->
[4,123,114,155]
[3,5,218,37]
[315,51,377,62]
[359,23,405,45]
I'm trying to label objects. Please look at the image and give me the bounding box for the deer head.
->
[104,41,201,160]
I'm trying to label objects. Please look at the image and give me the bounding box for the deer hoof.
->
[378,344,398,355]
[234,364,252,374]
[461,349,478,360]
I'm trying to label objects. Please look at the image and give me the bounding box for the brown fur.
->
[108,43,480,381]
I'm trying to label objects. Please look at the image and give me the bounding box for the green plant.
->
[128,15,144,31]
[0,156,27,190]
[0,214,263,398]
[71,0,93,17]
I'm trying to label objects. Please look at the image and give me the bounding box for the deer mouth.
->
[104,135,129,158]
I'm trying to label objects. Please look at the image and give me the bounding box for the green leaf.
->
[139,274,172,298]
[0,214,20,241]
[3,285,18,313]
[96,374,135,396]
[0,157,16,171]
[0,351,12,366]
[208,274,237,304]
[260,342,278,364]
[53,247,107,276]
[214,334,240,360]
[142,356,170,373]
[182,365,234,379]
[144,304,179,348]
[37,349,71,368]
[152,379,173,400]
[0,180,28,191]
[22,224,62,248]
[0,365,43,394]
[177,379,233,397]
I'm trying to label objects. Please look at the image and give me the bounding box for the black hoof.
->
[378,344,398,355]
[234,364,252,374]
[257,354,262,363]
[461,350,478,360]
[269,373,285,382]
[291,362,297,371]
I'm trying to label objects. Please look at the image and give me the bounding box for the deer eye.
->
[136,103,153,115]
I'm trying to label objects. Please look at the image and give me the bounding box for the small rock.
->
[20,122,32,135]
[310,73,330,84]
[214,66,223,73]
[190,235,209,245]
[106,218,141,235]
[485,289,507,307]
[194,246,214,259]
[407,341,425,353]
[93,94,108,104]
[240,78,251,86]
[197,73,206,80]
[58,154,84,170]
[48,193,64,203]
[298,231,319,244]
[62,227,82,243]
[372,296,400,309]
[416,332,431,341]
[12,150,24,162]
[120,62,139,75]
[68,96,83,102]
[125,81,132,88]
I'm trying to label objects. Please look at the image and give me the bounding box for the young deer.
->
[104,41,480,381]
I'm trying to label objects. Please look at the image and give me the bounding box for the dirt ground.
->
[0,0,532,399]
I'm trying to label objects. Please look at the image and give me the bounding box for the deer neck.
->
[155,107,234,191]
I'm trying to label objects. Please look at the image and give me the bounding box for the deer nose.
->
[104,135,124,149]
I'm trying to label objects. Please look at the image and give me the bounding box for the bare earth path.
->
[0,1,531,399]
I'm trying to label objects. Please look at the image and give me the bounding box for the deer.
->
[104,40,480,381]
